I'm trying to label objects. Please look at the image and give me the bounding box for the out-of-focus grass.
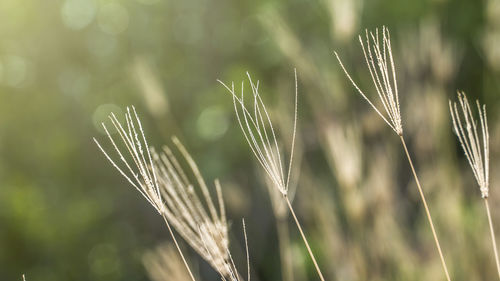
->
[1,0,500,280]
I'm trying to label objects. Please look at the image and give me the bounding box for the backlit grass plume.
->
[335,26,452,281]
[218,72,297,196]
[335,26,402,136]
[219,70,326,281]
[151,139,232,278]
[93,107,196,281]
[449,92,489,198]
[94,107,248,281]
[449,92,499,279]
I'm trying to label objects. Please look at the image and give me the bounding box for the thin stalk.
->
[484,198,500,279]
[400,136,451,281]
[277,217,294,281]
[161,215,197,281]
[285,196,326,281]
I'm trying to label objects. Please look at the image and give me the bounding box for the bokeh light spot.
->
[98,3,129,35]
[86,31,118,58]
[135,0,160,4]
[58,67,91,98]
[2,55,28,88]
[61,0,96,30]
[196,106,229,141]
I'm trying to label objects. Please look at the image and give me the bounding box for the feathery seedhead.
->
[93,106,164,214]
[449,92,489,198]
[335,26,403,135]
[152,139,231,276]
[94,108,234,278]
[218,70,298,197]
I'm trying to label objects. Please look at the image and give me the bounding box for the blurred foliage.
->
[1,0,500,280]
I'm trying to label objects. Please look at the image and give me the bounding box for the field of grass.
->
[1,0,500,280]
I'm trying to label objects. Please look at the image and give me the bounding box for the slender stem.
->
[484,198,500,279]
[277,217,294,281]
[161,215,197,281]
[399,135,451,281]
[285,196,326,281]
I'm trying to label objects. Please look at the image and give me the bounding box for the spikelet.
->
[449,92,489,198]
[198,220,249,281]
[217,70,298,197]
[335,26,403,135]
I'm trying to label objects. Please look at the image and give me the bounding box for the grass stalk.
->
[400,135,451,281]
[285,195,325,281]
[484,198,500,279]
[161,215,197,281]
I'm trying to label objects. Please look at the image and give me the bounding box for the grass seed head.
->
[93,106,164,214]
[94,108,242,279]
[449,91,490,198]
[335,26,403,135]
[218,70,298,197]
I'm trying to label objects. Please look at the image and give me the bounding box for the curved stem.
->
[285,196,326,281]
[400,135,451,281]
[484,198,500,279]
[161,215,197,281]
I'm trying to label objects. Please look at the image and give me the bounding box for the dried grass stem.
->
[400,136,451,281]
[285,196,325,281]
[484,198,500,279]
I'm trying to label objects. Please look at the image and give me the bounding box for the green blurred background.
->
[1,0,500,280]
